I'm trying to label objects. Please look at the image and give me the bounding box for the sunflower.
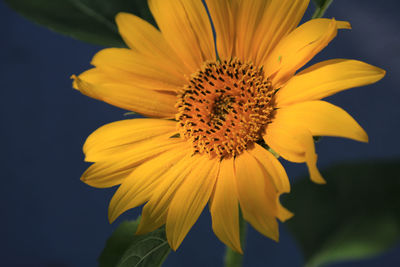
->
[72,0,385,252]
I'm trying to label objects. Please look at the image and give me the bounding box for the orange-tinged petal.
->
[276,59,386,106]
[73,75,177,118]
[166,156,219,251]
[204,0,234,59]
[82,138,186,189]
[234,0,269,61]
[115,12,188,75]
[148,0,214,73]
[83,119,177,162]
[274,101,368,143]
[136,153,201,235]
[108,144,192,223]
[235,150,279,241]
[264,18,351,87]
[233,0,308,61]
[91,48,186,91]
[209,157,242,253]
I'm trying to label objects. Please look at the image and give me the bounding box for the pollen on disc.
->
[176,58,275,158]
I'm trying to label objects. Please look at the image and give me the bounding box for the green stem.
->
[311,0,334,19]
[224,210,247,267]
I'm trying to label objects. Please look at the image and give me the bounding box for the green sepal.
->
[311,0,334,19]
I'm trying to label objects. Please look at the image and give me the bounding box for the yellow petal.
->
[115,12,188,75]
[166,156,219,251]
[274,101,368,142]
[83,119,177,162]
[82,138,186,189]
[204,0,234,59]
[250,144,290,194]
[235,151,279,241]
[72,68,110,89]
[263,125,305,163]
[81,163,134,189]
[148,0,214,73]
[264,18,351,87]
[91,48,186,91]
[209,157,242,253]
[264,122,325,184]
[276,59,386,106]
[73,75,177,118]
[234,0,269,61]
[249,144,293,222]
[277,202,294,222]
[108,144,192,223]
[252,0,310,65]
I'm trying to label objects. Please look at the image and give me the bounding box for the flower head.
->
[73,0,385,252]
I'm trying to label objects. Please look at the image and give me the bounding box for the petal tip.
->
[337,20,352,30]
[108,202,119,224]
[108,211,117,224]
[115,11,130,20]
[378,68,387,79]
[135,224,146,235]
[360,131,369,143]
[314,178,327,185]
[277,205,294,222]
[272,232,280,243]
[71,74,79,90]
[80,174,87,183]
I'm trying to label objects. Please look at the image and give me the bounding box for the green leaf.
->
[99,218,171,267]
[4,0,155,47]
[311,0,334,19]
[283,160,400,267]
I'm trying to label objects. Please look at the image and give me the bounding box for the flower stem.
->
[224,209,247,267]
[311,0,333,19]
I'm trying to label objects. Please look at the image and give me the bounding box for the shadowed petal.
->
[210,157,242,253]
[108,144,192,223]
[82,138,186,189]
[235,150,279,241]
[166,156,219,250]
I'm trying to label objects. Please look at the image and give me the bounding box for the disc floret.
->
[176,58,275,158]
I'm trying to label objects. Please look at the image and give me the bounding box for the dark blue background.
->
[1,1,399,266]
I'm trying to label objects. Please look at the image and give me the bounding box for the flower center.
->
[176,58,275,158]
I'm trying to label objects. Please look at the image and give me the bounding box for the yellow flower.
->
[73,0,385,252]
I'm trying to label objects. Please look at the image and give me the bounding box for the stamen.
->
[176,58,275,159]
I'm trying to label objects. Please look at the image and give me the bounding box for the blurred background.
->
[0,0,399,266]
